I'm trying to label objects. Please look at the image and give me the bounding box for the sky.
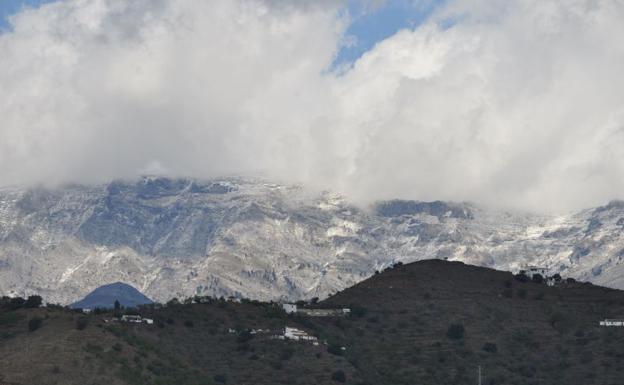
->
[1,0,624,213]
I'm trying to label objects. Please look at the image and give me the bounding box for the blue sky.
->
[0,0,54,30]
[336,0,444,66]
[0,0,443,65]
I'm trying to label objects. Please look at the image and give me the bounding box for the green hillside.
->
[1,260,624,385]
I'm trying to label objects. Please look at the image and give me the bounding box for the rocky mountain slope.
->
[0,176,623,304]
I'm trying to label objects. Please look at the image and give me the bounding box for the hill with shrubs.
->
[1,259,624,385]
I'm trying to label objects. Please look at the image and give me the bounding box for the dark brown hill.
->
[315,260,624,384]
[2,259,624,385]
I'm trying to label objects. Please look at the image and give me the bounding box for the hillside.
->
[1,260,624,385]
[3,177,624,305]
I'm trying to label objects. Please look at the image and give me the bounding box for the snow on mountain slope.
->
[0,176,623,304]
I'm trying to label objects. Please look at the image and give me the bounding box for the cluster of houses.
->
[282,303,350,317]
[279,327,319,345]
[599,319,624,327]
[103,314,154,325]
[518,266,561,286]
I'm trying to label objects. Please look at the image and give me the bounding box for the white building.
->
[600,319,624,326]
[282,303,297,314]
[283,326,317,342]
[520,266,549,279]
[120,315,153,324]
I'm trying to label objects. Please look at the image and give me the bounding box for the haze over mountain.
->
[2,177,624,305]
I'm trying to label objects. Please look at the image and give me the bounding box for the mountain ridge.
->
[1,176,624,304]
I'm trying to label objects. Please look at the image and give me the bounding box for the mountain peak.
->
[70,282,153,309]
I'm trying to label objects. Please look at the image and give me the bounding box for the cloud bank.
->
[1,0,624,212]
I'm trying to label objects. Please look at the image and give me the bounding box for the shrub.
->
[237,330,254,343]
[331,370,347,383]
[566,278,576,283]
[516,289,527,299]
[532,274,544,284]
[549,312,572,334]
[8,297,26,310]
[514,273,529,283]
[350,305,368,318]
[75,317,89,330]
[482,342,498,353]
[166,298,180,307]
[327,344,344,356]
[280,346,295,361]
[447,324,465,340]
[24,295,43,308]
[28,317,43,332]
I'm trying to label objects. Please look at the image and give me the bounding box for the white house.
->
[121,315,143,323]
[520,266,549,279]
[282,303,297,314]
[120,315,153,324]
[600,319,624,326]
[283,326,317,342]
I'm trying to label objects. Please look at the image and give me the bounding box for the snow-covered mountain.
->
[1,176,623,304]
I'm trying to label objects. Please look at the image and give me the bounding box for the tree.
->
[350,305,368,318]
[552,273,562,282]
[24,295,42,308]
[28,317,43,332]
[482,342,498,353]
[75,317,89,330]
[113,300,122,317]
[8,297,26,310]
[327,344,344,356]
[331,370,346,383]
[447,324,465,340]
[237,330,254,343]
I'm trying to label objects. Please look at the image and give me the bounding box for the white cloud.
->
[1,0,624,212]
